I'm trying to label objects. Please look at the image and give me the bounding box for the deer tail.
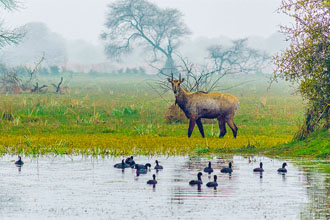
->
[235,102,240,114]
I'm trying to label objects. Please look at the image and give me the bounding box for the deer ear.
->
[180,78,185,83]
[167,78,172,82]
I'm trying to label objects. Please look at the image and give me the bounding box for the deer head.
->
[168,73,184,95]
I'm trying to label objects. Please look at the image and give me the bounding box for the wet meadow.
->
[0,74,304,156]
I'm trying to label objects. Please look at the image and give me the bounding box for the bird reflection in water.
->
[16,165,22,173]
[197,184,202,192]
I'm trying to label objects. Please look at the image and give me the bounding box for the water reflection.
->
[0,155,327,219]
[15,164,22,173]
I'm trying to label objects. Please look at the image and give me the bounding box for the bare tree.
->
[0,0,24,48]
[30,82,47,93]
[0,0,17,9]
[153,38,270,93]
[51,77,64,93]
[206,38,270,90]
[101,0,190,72]
[0,56,45,93]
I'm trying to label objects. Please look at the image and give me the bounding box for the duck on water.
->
[277,163,288,173]
[154,160,163,170]
[253,162,264,172]
[135,163,151,175]
[14,156,24,166]
[189,172,203,185]
[221,162,233,173]
[206,175,218,187]
[114,159,131,169]
[147,174,157,185]
[204,161,213,174]
[125,156,135,167]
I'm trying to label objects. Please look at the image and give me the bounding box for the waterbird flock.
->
[112,156,289,188]
[12,156,289,188]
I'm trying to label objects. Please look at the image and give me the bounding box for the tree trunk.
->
[163,55,177,75]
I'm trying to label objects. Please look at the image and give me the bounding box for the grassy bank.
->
[265,129,330,159]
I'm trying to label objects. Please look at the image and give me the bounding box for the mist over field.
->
[0,1,329,219]
[0,0,289,73]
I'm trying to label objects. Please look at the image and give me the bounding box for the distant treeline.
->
[1,64,148,77]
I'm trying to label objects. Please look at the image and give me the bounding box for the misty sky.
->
[3,0,291,44]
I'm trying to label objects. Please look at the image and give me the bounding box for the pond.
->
[0,155,328,220]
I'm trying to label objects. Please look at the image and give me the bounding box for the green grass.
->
[0,73,312,156]
[266,129,330,159]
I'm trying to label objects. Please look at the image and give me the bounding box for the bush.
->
[165,104,187,123]
[165,104,218,124]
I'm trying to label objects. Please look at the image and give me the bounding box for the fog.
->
[1,0,291,72]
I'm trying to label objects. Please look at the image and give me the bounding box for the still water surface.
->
[0,155,328,220]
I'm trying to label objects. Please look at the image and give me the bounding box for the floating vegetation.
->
[0,134,293,156]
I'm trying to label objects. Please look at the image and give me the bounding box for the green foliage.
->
[196,146,210,154]
[274,0,330,138]
[267,129,330,159]
[112,106,139,118]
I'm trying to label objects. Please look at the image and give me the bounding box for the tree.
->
[101,0,190,72]
[273,0,330,139]
[0,22,68,66]
[50,65,60,75]
[155,38,269,93]
[209,39,269,75]
[0,0,24,48]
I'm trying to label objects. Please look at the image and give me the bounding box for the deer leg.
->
[196,118,205,138]
[217,117,226,138]
[188,119,196,138]
[226,118,238,138]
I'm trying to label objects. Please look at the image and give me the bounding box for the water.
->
[0,155,328,220]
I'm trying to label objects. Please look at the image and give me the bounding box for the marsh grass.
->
[0,74,304,156]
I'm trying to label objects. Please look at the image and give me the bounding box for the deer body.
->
[169,78,239,138]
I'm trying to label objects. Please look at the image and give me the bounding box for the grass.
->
[0,74,310,156]
[265,129,330,159]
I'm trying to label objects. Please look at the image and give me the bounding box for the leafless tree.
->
[0,56,45,93]
[52,77,63,93]
[152,38,270,93]
[0,0,17,9]
[0,0,24,48]
[30,82,47,93]
[209,39,269,75]
[101,0,190,73]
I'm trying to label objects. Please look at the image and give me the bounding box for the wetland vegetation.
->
[0,74,309,157]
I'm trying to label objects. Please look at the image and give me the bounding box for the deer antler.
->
[171,72,174,81]
[179,73,181,81]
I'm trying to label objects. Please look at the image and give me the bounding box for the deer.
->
[168,74,240,138]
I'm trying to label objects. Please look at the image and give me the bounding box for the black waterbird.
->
[147,174,157,185]
[221,162,233,173]
[135,163,151,170]
[189,172,203,185]
[14,156,24,166]
[154,160,163,170]
[277,163,287,173]
[204,161,213,173]
[125,156,135,167]
[253,162,264,172]
[114,159,130,169]
[206,175,218,187]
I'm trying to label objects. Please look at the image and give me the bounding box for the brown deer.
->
[168,75,240,138]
